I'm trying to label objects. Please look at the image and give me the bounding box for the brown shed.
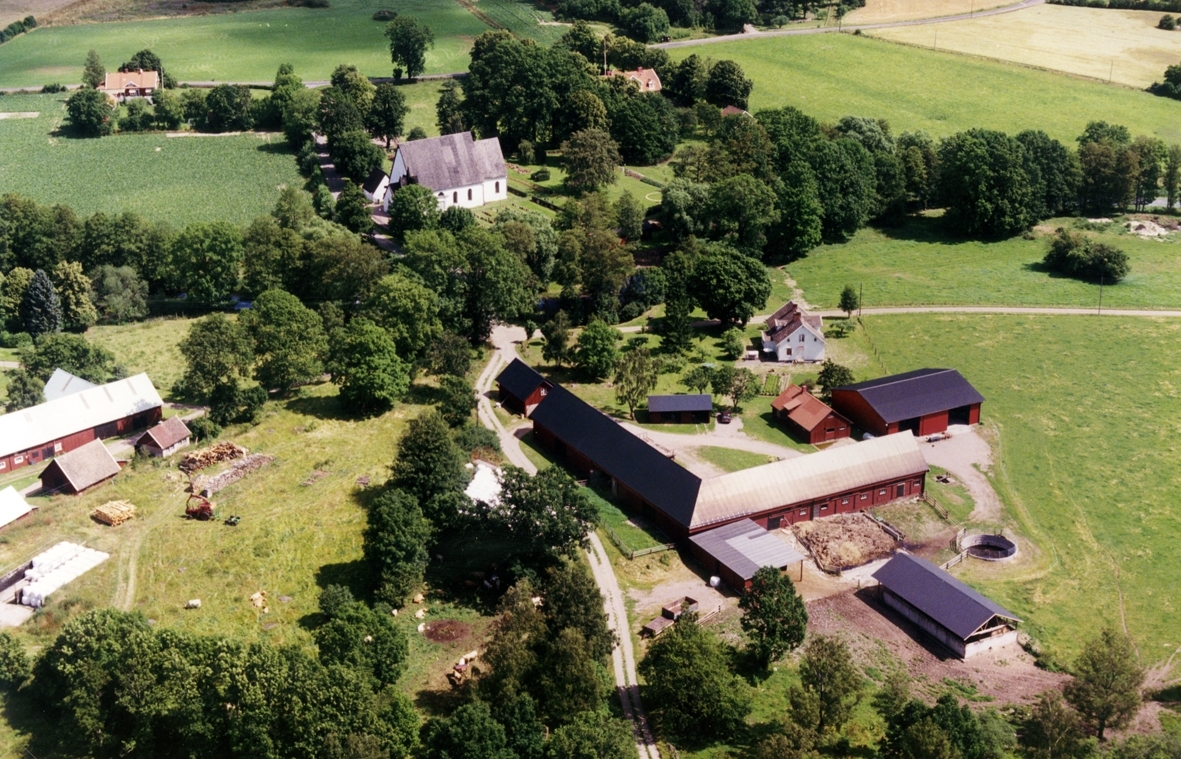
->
[136,416,192,458]
[770,385,851,445]
[40,439,122,495]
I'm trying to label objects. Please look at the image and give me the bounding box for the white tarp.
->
[464,462,501,507]
[21,541,109,608]
[0,487,32,530]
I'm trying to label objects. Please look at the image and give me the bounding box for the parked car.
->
[717,410,732,424]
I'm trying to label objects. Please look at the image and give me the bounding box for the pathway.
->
[475,325,660,759]
[313,134,346,199]
[652,0,1044,48]
[921,426,1004,523]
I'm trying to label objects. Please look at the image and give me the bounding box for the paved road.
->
[475,326,660,759]
[653,0,1044,48]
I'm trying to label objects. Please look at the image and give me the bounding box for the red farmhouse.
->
[495,358,552,416]
[831,368,983,438]
[770,384,851,444]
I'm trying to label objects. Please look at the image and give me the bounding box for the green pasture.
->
[790,216,1181,310]
[467,0,568,44]
[0,0,487,87]
[88,317,195,399]
[857,313,1181,664]
[0,93,302,224]
[667,33,1181,144]
[696,445,776,472]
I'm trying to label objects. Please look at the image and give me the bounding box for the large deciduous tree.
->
[20,333,120,384]
[706,173,779,254]
[1064,628,1145,740]
[363,271,442,362]
[170,221,243,304]
[367,82,408,146]
[386,16,435,79]
[82,50,105,89]
[5,369,44,412]
[562,128,622,192]
[492,466,597,564]
[739,566,808,667]
[937,128,1034,239]
[390,409,468,511]
[575,318,620,378]
[705,59,753,108]
[327,318,409,414]
[808,137,877,240]
[363,487,432,603]
[614,346,660,419]
[203,84,254,132]
[688,242,770,326]
[387,184,441,243]
[239,289,328,393]
[177,315,254,399]
[796,634,863,735]
[50,260,97,331]
[65,88,115,137]
[817,360,854,403]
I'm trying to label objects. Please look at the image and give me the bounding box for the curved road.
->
[653,0,1044,48]
[475,326,661,759]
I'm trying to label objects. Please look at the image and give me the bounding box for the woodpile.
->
[179,442,248,474]
[191,454,275,496]
[92,500,136,526]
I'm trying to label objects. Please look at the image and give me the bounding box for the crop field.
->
[463,0,568,44]
[871,4,1181,88]
[844,0,1013,24]
[856,313,1181,664]
[0,93,302,224]
[0,0,488,87]
[667,34,1181,144]
[789,216,1181,310]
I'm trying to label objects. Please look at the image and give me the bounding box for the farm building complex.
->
[501,360,929,584]
[0,373,163,474]
[382,131,507,212]
[771,384,851,444]
[40,439,123,495]
[832,368,984,438]
[873,553,1020,658]
[647,394,712,424]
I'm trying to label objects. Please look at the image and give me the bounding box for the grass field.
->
[696,445,778,472]
[789,215,1181,310]
[854,313,1181,664]
[667,33,1181,144]
[871,4,1181,88]
[465,0,568,44]
[88,317,193,398]
[0,93,303,224]
[0,0,488,87]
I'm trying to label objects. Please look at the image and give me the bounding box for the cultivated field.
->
[845,0,1012,24]
[856,313,1181,664]
[667,34,1181,144]
[0,93,303,223]
[0,0,488,87]
[790,216,1181,310]
[871,4,1181,88]
[0,0,74,27]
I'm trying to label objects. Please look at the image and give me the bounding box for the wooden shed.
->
[647,394,712,424]
[136,416,192,458]
[495,358,551,417]
[770,384,851,444]
[40,439,122,495]
[831,368,983,438]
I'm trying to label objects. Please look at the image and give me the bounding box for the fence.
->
[922,491,950,520]
[856,317,889,374]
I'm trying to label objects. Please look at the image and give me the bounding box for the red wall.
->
[498,384,549,417]
[0,407,160,475]
[830,390,888,437]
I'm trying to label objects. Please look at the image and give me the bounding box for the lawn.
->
[696,445,778,472]
[0,0,489,87]
[789,215,1181,310]
[0,93,303,224]
[854,312,1181,664]
[871,4,1181,89]
[666,33,1181,145]
[88,317,195,399]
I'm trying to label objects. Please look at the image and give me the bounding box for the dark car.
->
[717,410,732,424]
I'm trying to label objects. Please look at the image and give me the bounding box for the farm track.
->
[653,0,1044,48]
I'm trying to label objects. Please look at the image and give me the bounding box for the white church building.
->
[382,131,508,212]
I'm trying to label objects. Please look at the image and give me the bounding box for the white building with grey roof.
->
[382,131,508,212]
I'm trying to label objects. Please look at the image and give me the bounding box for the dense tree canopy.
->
[327,318,409,413]
[239,289,327,392]
[937,129,1034,239]
[688,242,771,325]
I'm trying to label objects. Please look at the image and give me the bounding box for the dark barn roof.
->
[690,519,803,582]
[648,394,713,414]
[496,359,548,401]
[834,369,984,423]
[872,553,1019,640]
[530,385,702,528]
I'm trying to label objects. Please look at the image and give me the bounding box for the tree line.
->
[554,0,864,38]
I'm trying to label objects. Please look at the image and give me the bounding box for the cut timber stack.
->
[179,442,247,474]
[191,454,275,497]
[92,500,136,526]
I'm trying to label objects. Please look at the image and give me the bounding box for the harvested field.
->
[794,513,898,571]
[423,619,472,644]
[179,442,247,474]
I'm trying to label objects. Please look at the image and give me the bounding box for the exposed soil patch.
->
[808,589,1067,704]
[794,513,897,571]
[423,619,472,644]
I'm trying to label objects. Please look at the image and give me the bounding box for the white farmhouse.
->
[761,301,826,363]
[382,131,508,212]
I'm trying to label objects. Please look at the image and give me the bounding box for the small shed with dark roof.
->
[40,439,122,495]
[771,385,851,444]
[136,416,192,458]
[872,553,1020,658]
[647,394,712,424]
[689,519,803,592]
[495,359,552,416]
[831,368,984,438]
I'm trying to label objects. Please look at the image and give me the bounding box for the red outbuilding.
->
[831,368,983,438]
[494,358,552,417]
[770,384,851,444]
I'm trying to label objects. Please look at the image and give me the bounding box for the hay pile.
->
[793,514,896,571]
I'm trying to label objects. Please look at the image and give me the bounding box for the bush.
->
[41,83,67,93]
[531,168,551,181]
[0,632,30,691]
[187,415,222,441]
[0,331,32,349]
[454,422,501,454]
[372,9,397,19]
[1161,13,1176,27]
[1043,227,1130,282]
[319,584,355,617]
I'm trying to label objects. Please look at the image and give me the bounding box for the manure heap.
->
[21,541,110,608]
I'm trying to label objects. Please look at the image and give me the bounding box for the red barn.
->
[770,384,851,444]
[647,394,712,424]
[0,374,163,474]
[40,439,123,495]
[831,369,983,439]
[495,358,552,417]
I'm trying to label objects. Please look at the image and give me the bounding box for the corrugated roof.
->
[495,358,548,403]
[530,385,702,527]
[0,374,163,457]
[44,440,121,492]
[648,394,712,413]
[396,132,505,193]
[689,519,803,582]
[692,433,928,529]
[43,369,97,402]
[770,385,844,432]
[872,553,1020,640]
[138,416,190,450]
[834,368,984,424]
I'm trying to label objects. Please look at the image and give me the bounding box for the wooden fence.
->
[922,491,950,520]
[599,522,675,561]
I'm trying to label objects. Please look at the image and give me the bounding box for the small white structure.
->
[362,167,390,203]
[382,131,508,212]
[20,541,110,608]
[43,368,97,402]
[464,461,501,507]
[0,487,33,531]
[761,301,826,363]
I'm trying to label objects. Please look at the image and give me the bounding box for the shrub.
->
[1161,13,1176,28]
[1043,227,1130,282]
[454,422,501,454]
[531,168,551,181]
[41,83,67,93]
[187,415,222,441]
[373,9,397,19]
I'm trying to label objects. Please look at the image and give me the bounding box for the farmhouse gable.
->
[761,301,825,363]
